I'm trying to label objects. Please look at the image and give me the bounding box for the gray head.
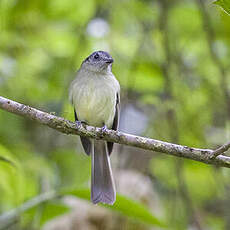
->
[81,51,114,73]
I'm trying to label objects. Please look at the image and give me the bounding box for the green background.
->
[1,0,230,229]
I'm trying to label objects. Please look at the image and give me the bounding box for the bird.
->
[69,51,120,205]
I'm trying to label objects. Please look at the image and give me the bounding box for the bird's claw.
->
[75,121,86,129]
[75,121,82,129]
[101,125,108,133]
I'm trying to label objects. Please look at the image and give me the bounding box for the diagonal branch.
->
[0,96,230,168]
[210,141,230,159]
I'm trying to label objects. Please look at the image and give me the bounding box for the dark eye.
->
[94,53,99,59]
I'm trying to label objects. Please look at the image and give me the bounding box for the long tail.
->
[91,139,116,205]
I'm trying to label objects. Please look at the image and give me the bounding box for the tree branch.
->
[1,96,230,168]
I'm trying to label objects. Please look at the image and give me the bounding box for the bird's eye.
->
[94,53,99,59]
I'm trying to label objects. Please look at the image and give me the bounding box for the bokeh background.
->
[1,0,230,229]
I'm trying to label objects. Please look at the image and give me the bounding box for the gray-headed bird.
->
[69,51,120,205]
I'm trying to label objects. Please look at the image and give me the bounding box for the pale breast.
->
[71,75,117,128]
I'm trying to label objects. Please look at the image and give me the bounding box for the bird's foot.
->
[101,125,108,133]
[75,120,87,129]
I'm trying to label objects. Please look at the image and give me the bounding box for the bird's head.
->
[81,51,114,73]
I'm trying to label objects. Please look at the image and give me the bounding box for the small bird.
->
[69,51,120,205]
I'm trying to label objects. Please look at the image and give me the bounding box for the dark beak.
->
[105,58,114,64]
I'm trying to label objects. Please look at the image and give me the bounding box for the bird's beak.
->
[104,58,114,64]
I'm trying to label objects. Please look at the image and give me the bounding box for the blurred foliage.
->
[214,0,230,15]
[64,188,165,227]
[1,0,230,229]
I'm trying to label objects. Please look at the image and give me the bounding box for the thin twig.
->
[210,141,230,159]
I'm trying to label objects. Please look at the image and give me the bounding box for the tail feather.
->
[91,139,116,205]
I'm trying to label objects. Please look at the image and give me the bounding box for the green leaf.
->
[214,0,230,15]
[21,200,70,228]
[0,144,27,205]
[62,188,166,228]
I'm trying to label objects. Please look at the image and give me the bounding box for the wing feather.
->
[107,93,120,155]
